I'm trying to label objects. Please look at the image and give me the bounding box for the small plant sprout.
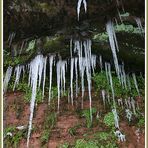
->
[114,130,126,142]
[125,109,132,122]
[112,109,119,128]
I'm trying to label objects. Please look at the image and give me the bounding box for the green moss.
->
[26,40,36,52]
[43,36,66,52]
[93,33,108,42]
[35,2,59,15]
[103,112,115,127]
[115,24,144,34]
[81,108,97,128]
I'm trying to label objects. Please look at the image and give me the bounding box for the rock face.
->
[3,0,145,72]
[4,0,144,40]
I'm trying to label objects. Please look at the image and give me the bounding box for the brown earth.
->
[4,91,145,148]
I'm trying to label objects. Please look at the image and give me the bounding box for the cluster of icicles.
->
[4,1,144,145]
[4,38,141,146]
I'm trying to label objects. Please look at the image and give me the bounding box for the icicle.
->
[19,40,25,55]
[127,97,132,109]
[113,17,118,26]
[101,89,106,107]
[135,17,144,35]
[57,61,61,112]
[132,73,140,96]
[27,55,45,147]
[3,66,13,93]
[70,39,73,58]
[48,55,54,104]
[106,63,116,106]
[91,54,96,74]
[125,109,132,122]
[112,109,119,129]
[21,65,25,79]
[99,55,103,72]
[28,64,31,87]
[61,60,67,93]
[42,57,47,100]
[125,99,128,109]
[80,58,86,109]
[118,98,123,109]
[117,8,123,23]
[131,97,136,115]
[74,40,84,108]
[114,130,126,142]
[106,63,119,128]
[75,58,79,97]
[13,65,23,91]
[107,92,111,104]
[56,60,67,112]
[77,0,87,21]
[38,57,44,89]
[116,0,120,6]
[119,65,124,88]
[106,20,120,82]
[70,58,75,106]
[121,63,127,89]
[8,32,16,47]
[126,74,131,91]
[105,62,109,84]
[84,39,93,122]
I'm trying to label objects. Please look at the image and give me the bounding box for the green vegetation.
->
[68,125,81,136]
[115,24,144,34]
[26,40,36,52]
[103,112,115,127]
[59,143,69,148]
[24,88,43,103]
[41,112,57,145]
[81,108,97,128]
[92,72,144,98]
[4,126,27,148]
[137,117,145,127]
[41,130,51,144]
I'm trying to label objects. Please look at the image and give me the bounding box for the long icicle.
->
[48,55,54,104]
[13,65,23,91]
[42,57,47,100]
[106,63,119,129]
[132,73,140,96]
[56,60,67,112]
[75,58,79,97]
[84,39,92,122]
[70,58,75,106]
[27,55,45,147]
[3,66,13,93]
[57,61,61,113]
[77,0,87,21]
[106,20,120,82]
